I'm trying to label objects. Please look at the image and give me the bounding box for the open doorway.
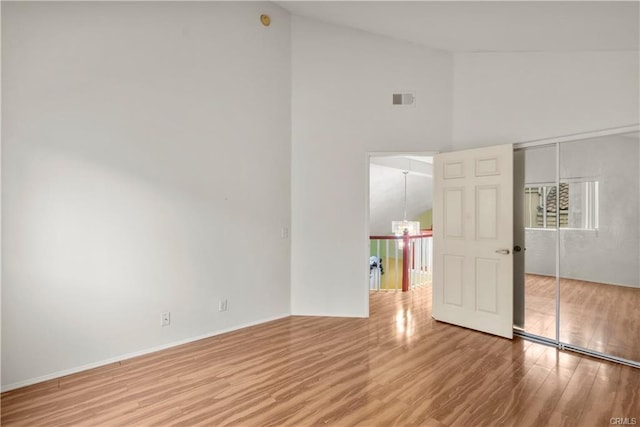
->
[367,154,435,294]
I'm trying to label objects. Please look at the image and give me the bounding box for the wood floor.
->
[3,285,639,426]
[525,274,640,362]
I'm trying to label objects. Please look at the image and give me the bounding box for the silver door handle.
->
[495,249,510,255]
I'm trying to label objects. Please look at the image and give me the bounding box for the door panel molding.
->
[433,144,514,339]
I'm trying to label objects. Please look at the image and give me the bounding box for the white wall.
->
[523,136,640,287]
[290,17,452,317]
[453,51,640,149]
[2,2,291,389]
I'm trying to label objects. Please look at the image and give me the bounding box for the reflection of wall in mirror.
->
[524,135,640,288]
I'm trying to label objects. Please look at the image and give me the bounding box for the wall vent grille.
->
[392,92,416,106]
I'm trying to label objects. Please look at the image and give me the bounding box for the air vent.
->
[392,92,416,107]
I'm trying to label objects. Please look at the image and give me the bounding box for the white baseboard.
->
[1,313,290,393]
[291,312,368,319]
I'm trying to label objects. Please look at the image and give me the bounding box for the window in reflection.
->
[524,181,598,230]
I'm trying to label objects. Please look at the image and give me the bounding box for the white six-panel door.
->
[433,144,514,339]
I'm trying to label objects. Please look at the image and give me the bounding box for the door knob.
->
[495,249,510,255]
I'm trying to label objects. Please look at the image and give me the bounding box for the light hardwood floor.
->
[3,285,639,426]
[525,274,640,362]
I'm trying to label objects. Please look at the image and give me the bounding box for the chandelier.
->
[391,171,420,236]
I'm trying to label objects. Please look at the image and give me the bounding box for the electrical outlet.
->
[281,227,289,239]
[161,312,171,327]
[219,299,228,312]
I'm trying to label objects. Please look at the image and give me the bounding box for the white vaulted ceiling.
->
[369,157,433,236]
[278,1,639,53]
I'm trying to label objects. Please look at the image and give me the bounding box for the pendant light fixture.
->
[391,171,420,236]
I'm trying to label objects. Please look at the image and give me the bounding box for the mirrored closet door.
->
[517,130,640,366]
[559,134,640,363]
[521,144,558,342]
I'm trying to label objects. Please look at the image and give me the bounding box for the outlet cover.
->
[161,312,171,327]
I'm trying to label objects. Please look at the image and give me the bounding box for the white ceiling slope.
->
[278,1,639,52]
[369,162,433,236]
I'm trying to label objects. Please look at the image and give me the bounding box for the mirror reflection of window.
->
[524,181,598,230]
